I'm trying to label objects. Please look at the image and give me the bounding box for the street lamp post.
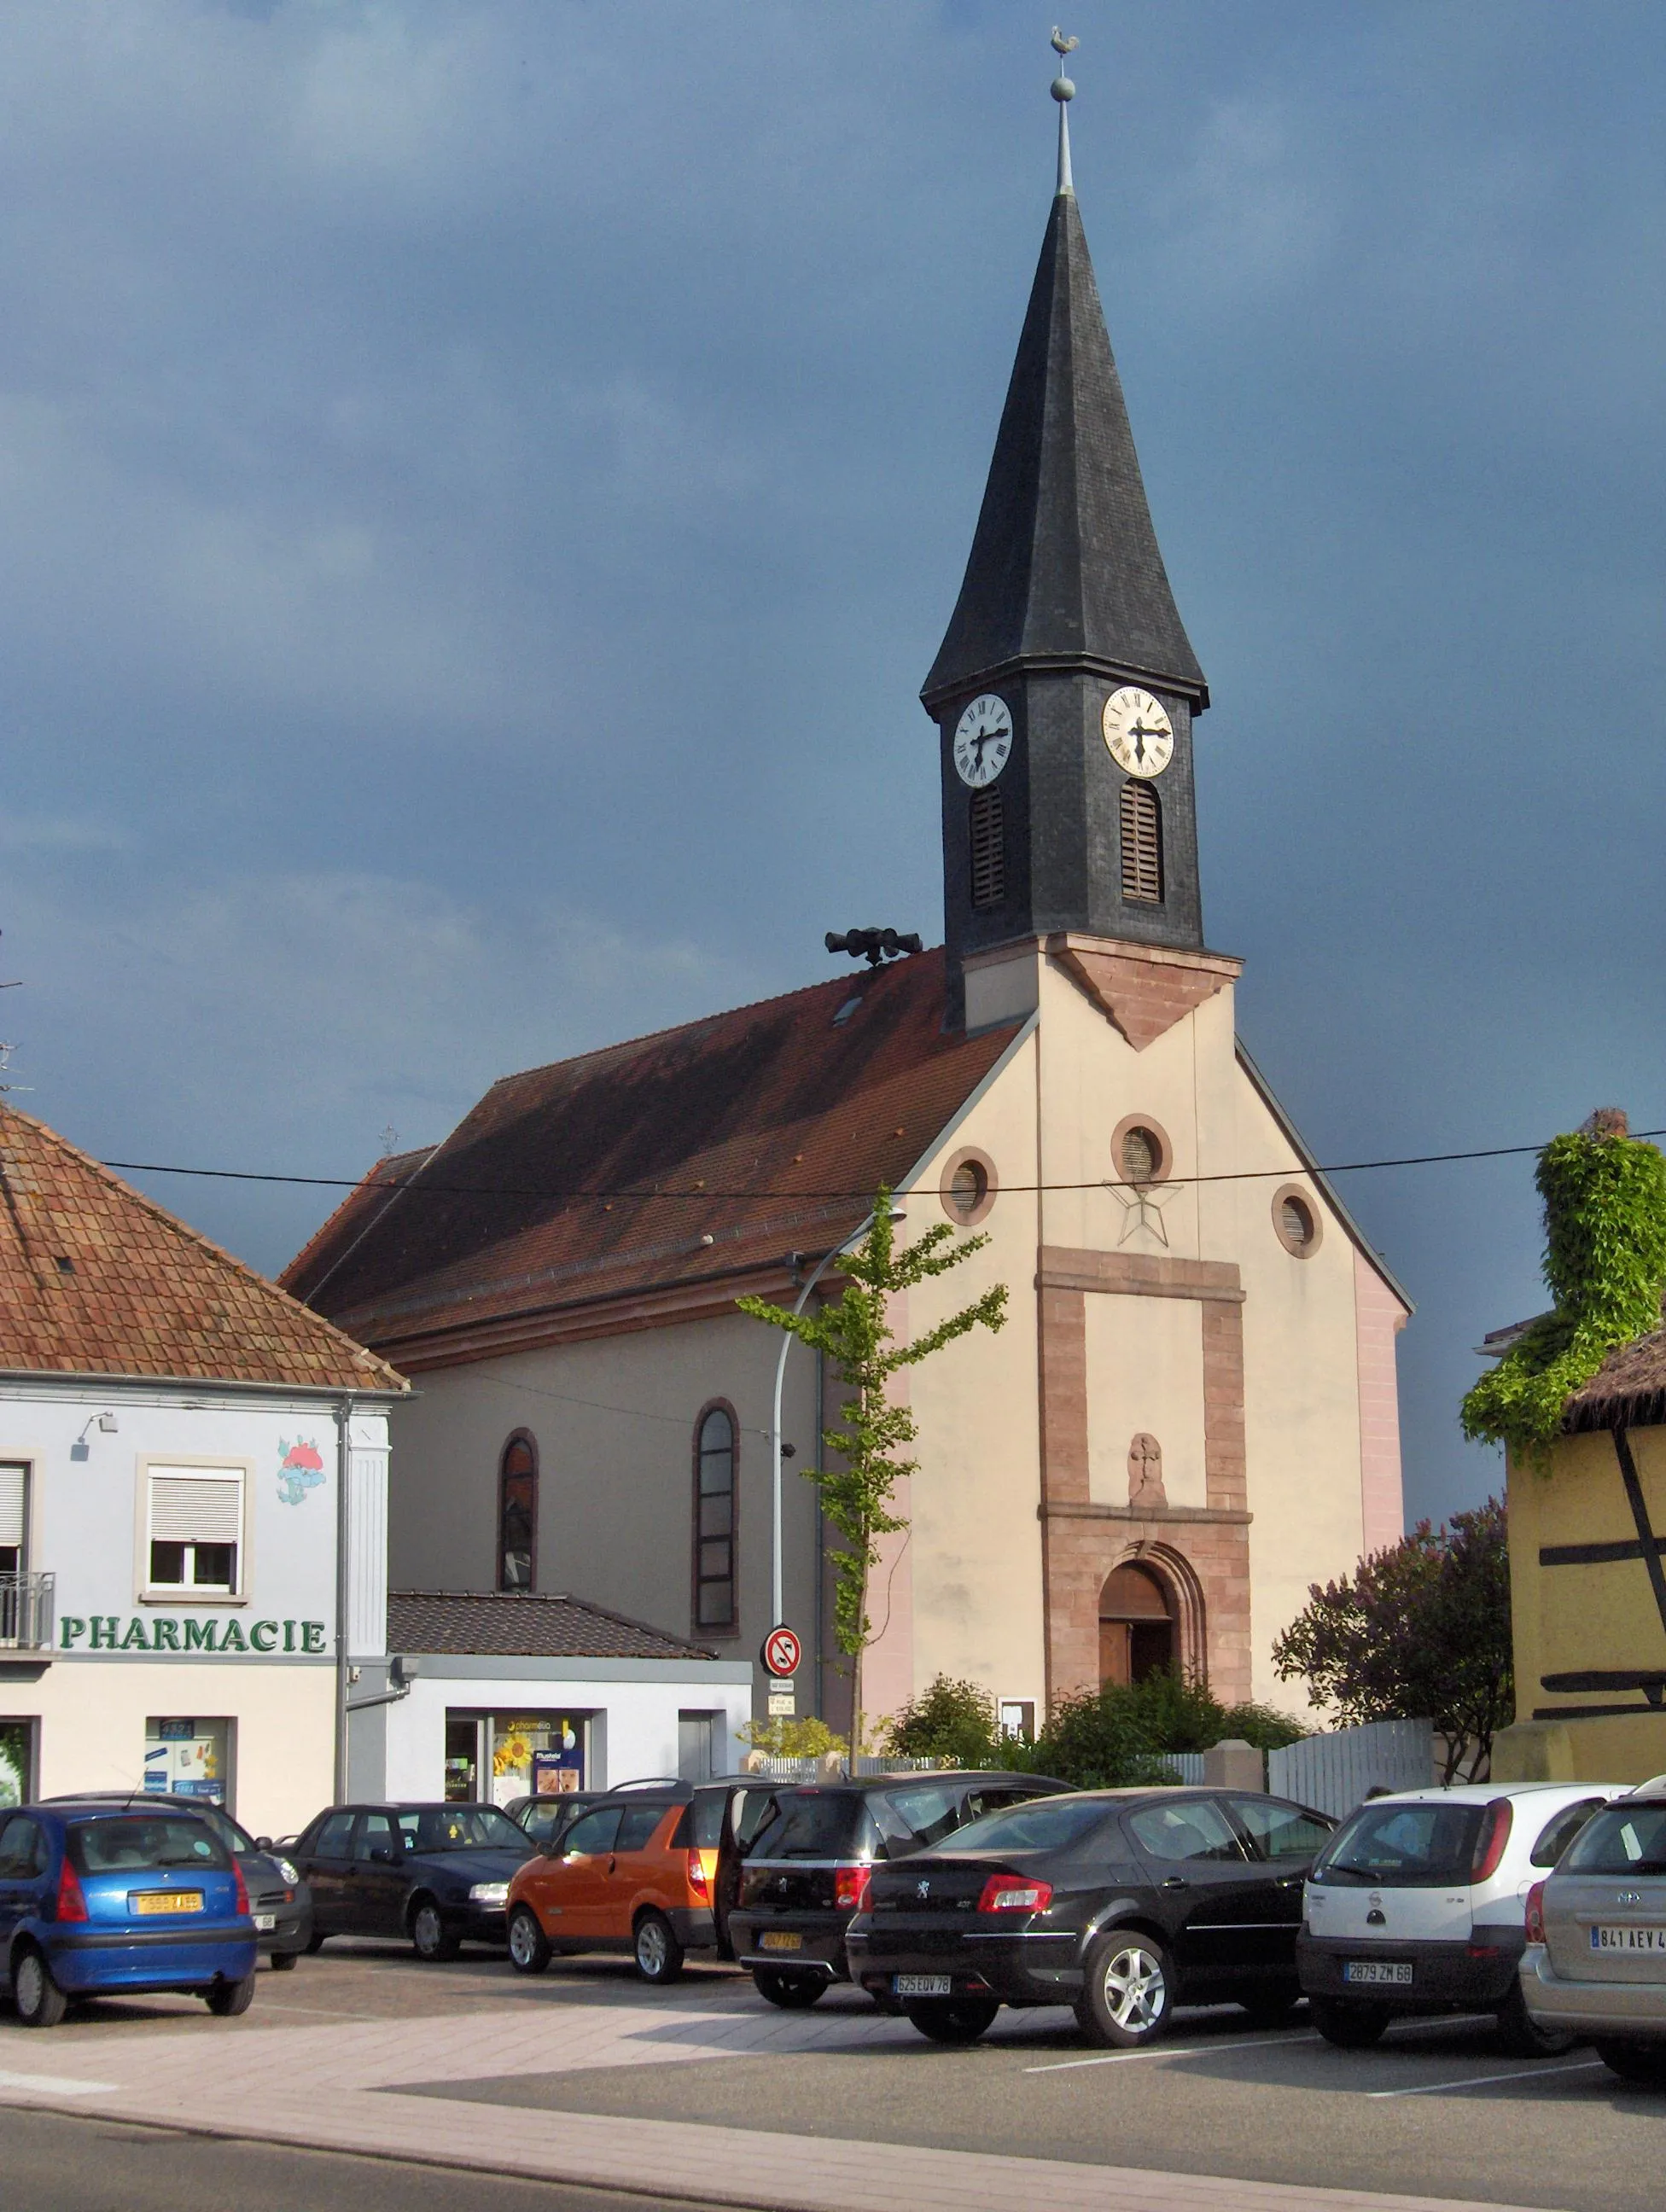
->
[769,1206,904,1636]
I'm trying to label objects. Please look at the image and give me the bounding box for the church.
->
[285,76,1409,1741]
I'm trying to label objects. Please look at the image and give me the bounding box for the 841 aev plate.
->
[1591,1924,1666,1952]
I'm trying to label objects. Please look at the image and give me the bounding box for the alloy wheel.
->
[1100,1943,1167,2034]
[637,1919,668,1976]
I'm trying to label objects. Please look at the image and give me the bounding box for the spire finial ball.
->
[1051,74,1075,103]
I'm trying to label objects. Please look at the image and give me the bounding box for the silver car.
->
[1521,1778,1666,2083]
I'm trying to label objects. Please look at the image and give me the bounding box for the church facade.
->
[285,113,1408,1732]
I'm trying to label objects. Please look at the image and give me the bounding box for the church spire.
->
[921,41,1206,714]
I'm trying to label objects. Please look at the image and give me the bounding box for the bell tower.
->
[923,52,1210,1022]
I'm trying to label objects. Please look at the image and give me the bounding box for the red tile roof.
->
[284,949,1022,1367]
[387,1590,717,1661]
[0,1104,405,1393]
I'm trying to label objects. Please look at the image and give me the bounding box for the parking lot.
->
[3,1941,1663,2212]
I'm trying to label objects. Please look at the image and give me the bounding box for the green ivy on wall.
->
[1462,1119,1666,1464]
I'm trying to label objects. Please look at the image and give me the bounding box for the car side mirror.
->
[369,1847,395,1865]
[254,1837,274,1852]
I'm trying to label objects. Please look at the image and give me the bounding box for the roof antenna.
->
[1051,27,1078,197]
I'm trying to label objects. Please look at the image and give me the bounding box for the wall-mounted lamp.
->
[70,1412,118,1463]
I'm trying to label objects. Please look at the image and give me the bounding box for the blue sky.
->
[1,2,1661,1528]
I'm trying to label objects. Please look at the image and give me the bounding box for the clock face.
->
[1102,687,1174,778]
[952,694,1013,789]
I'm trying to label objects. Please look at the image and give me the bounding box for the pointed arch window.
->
[1120,781,1163,903]
[970,788,1005,909]
[498,1432,538,1592]
[693,1403,737,1633]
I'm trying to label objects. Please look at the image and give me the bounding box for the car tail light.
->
[1471,1799,1514,1882]
[834,1865,872,1912]
[687,1852,709,1897]
[1524,1880,1547,1947]
[233,1860,250,1916]
[976,1875,1053,1915]
[55,1858,89,1924]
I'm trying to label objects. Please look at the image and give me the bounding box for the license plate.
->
[1343,1959,1413,1986]
[759,1930,802,1953]
[894,1973,952,1997]
[1592,1924,1666,1952]
[254,1912,276,1931]
[133,1890,203,1916]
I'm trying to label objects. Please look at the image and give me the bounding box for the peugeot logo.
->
[1618,1891,1643,1906]
[916,1878,931,1900]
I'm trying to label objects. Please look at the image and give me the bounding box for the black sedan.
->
[846,1785,1334,2045]
[292,1802,537,1959]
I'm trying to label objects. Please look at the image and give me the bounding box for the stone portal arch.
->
[1097,1544,1209,1689]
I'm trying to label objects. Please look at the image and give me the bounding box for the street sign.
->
[761,1625,802,1679]
[767,1689,796,1716]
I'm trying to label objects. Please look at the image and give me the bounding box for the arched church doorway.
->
[1098,1561,1177,1687]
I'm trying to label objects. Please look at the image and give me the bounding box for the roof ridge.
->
[0,1103,406,1391]
[481,952,941,1096]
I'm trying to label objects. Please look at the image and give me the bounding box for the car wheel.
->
[206,1970,257,2017]
[1595,2040,1666,2086]
[1238,1990,1302,2029]
[268,1950,300,1973]
[905,1996,1000,2045]
[507,1904,552,1976]
[1496,1982,1576,2058]
[12,1946,67,2029]
[633,1910,685,1985]
[1075,1931,1174,2049]
[410,1898,462,1962]
[1311,1999,1390,2049]
[753,1967,825,2009]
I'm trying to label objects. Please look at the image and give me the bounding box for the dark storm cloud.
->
[0,2,1660,1522]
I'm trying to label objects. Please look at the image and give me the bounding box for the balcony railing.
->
[0,1572,55,1650]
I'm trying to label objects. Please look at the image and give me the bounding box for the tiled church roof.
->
[0,1104,405,1392]
[283,948,1022,1366]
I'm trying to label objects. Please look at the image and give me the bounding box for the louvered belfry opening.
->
[970,787,1005,909]
[1120,781,1163,903]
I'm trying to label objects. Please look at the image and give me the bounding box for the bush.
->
[737,1715,847,1759]
[883,1676,998,1767]
[1030,1672,1305,1789]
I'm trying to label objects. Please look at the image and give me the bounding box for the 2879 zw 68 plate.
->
[1343,1959,1413,1986]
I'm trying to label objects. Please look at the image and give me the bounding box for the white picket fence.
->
[1267,1718,1435,1817]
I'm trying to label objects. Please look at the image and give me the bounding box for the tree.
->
[1271,1503,1512,1782]
[737,1187,1006,1759]
[885,1675,999,1768]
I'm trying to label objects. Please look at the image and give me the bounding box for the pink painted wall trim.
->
[1354,1246,1408,1557]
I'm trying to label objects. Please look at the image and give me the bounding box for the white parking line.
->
[0,2069,121,2096]
[1366,2058,1606,2099]
[1024,2031,1320,2074]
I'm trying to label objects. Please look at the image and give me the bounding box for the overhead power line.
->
[95,1126,1666,1203]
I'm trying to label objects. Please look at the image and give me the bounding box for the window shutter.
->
[149,1472,242,1545]
[970,788,1005,909]
[1120,782,1162,903]
[0,1464,24,1548]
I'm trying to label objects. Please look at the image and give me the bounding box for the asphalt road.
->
[0,2106,714,2212]
[7,1940,1666,2212]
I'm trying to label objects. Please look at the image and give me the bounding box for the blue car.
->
[0,1802,257,2027]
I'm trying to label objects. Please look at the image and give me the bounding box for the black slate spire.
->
[922,188,1206,711]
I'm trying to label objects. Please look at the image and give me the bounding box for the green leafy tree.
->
[1271,1502,1512,1782]
[884,1675,999,1768]
[737,1187,1006,1759]
[1463,1120,1666,1463]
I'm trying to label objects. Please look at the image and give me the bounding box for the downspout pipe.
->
[333,1394,355,1803]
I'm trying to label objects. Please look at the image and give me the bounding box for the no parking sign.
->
[761,1625,801,1679]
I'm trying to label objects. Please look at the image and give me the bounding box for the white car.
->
[1297,1782,1612,2052]
[1520,1776,1666,2083]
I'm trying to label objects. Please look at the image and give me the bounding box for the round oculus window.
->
[939,1148,997,1226]
[1120,1126,1161,1185]
[1273,1185,1321,1257]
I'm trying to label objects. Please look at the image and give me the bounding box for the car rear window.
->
[950,1798,1116,1855]
[70,1815,230,1875]
[1559,1802,1666,1876]
[1529,1797,1607,1870]
[616,1805,671,1851]
[1313,1802,1485,1887]
[749,1791,877,1860]
[875,1784,964,1851]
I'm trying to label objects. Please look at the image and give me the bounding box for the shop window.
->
[0,1463,26,1576]
[447,1708,588,1807]
[498,1432,538,1592]
[145,1469,244,1596]
[693,1405,737,1633]
[0,1718,36,1808]
[144,1717,233,1808]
